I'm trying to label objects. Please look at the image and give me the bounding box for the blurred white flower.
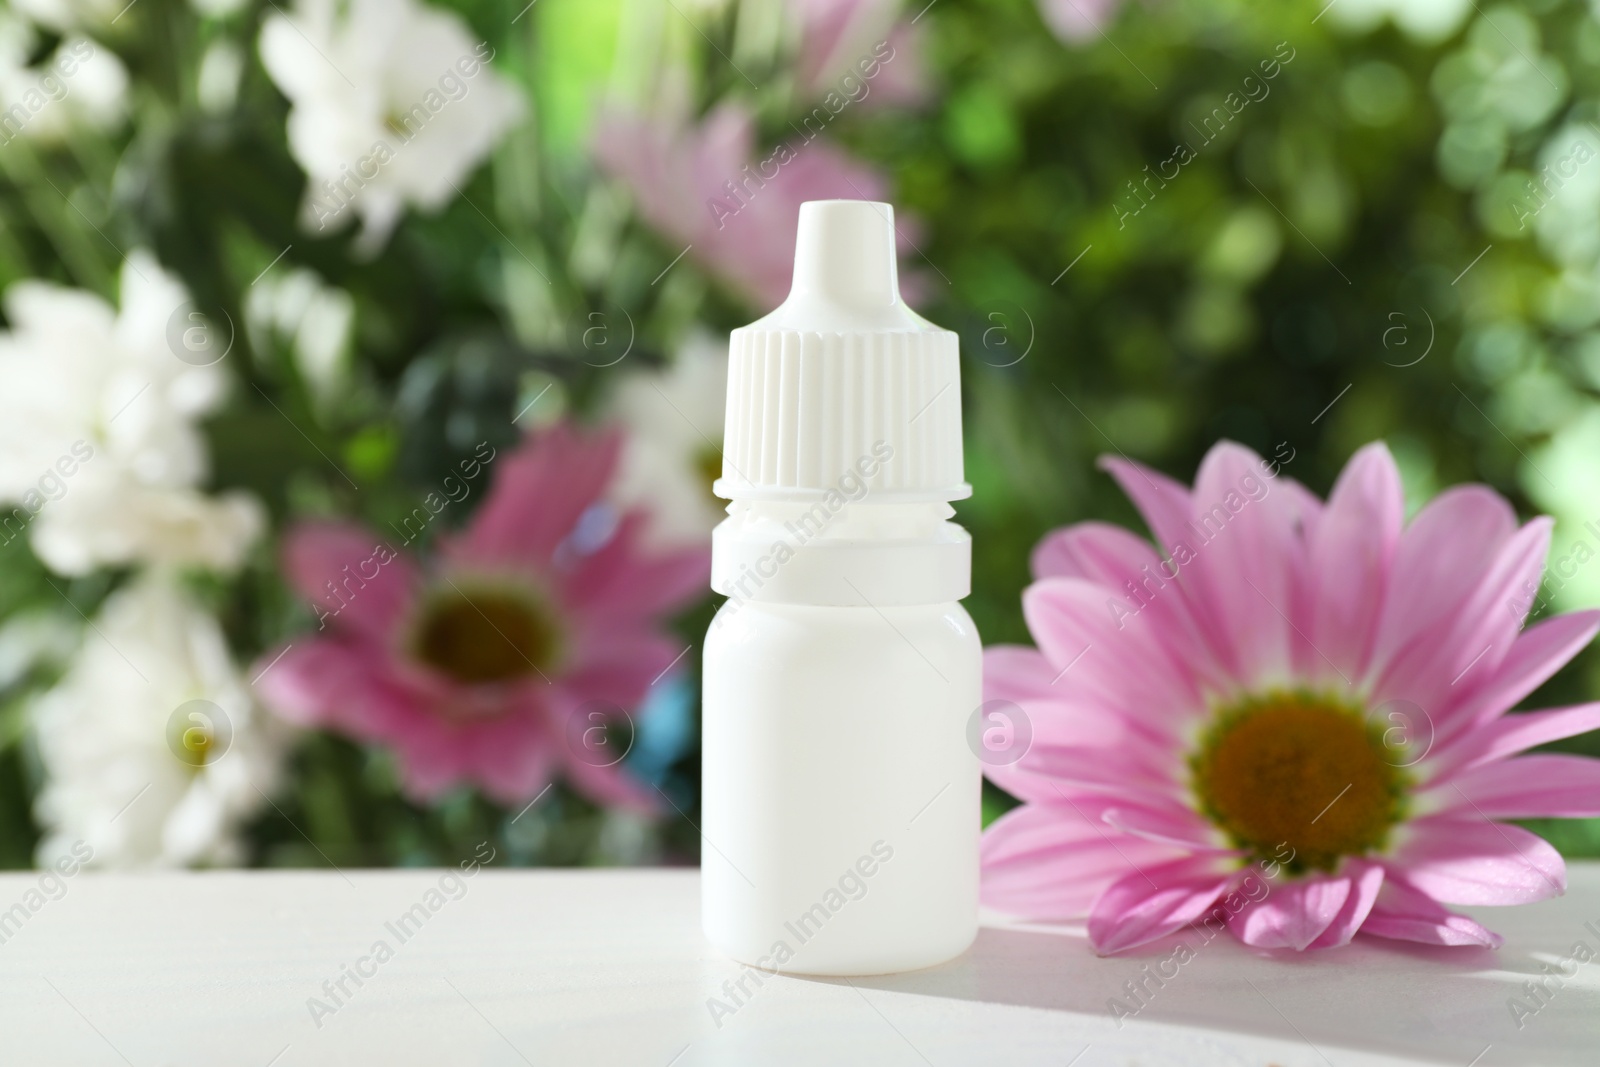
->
[259,0,525,250]
[0,611,76,690]
[31,572,288,868]
[1037,0,1123,46]
[0,252,264,575]
[1330,0,1472,43]
[244,265,355,408]
[197,39,244,116]
[1529,125,1600,271]
[605,331,729,549]
[8,0,121,32]
[0,25,127,142]
[190,0,250,17]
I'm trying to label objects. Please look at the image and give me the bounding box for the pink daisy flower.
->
[982,440,1600,954]
[253,422,708,810]
[788,0,931,107]
[590,102,898,311]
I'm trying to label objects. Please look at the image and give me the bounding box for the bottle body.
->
[700,198,978,976]
[702,597,981,976]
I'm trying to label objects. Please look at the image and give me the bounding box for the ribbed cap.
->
[712,200,968,501]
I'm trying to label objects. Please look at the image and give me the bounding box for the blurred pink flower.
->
[253,422,708,809]
[592,102,897,310]
[982,440,1600,954]
[789,0,930,106]
[1037,0,1123,44]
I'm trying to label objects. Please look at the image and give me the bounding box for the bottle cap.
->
[713,200,969,502]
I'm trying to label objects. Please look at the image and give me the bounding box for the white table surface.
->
[0,865,1595,1066]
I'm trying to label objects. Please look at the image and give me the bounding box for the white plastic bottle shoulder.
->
[701,200,980,976]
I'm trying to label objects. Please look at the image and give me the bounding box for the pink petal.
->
[1437,702,1600,775]
[558,742,661,814]
[1087,854,1237,955]
[560,630,682,708]
[1228,873,1353,951]
[1367,485,1517,684]
[282,522,419,640]
[1097,455,1195,563]
[447,423,621,570]
[979,649,1086,802]
[1028,522,1226,693]
[1389,816,1565,905]
[982,801,1185,919]
[1441,612,1600,735]
[1360,874,1503,948]
[1032,520,1158,584]
[1371,518,1553,723]
[1022,576,1201,722]
[983,760,1061,805]
[595,101,904,310]
[1179,441,1309,687]
[543,679,664,813]
[457,711,557,804]
[1429,754,1600,819]
[1023,742,1184,803]
[253,638,414,735]
[1102,804,1234,852]
[1307,443,1403,680]
[983,643,1171,756]
[1309,861,1386,949]
[557,511,709,624]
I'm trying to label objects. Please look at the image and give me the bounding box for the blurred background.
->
[1,0,1598,871]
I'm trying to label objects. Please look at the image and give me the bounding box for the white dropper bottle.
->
[702,199,980,976]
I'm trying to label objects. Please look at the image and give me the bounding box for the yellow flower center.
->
[410,582,562,686]
[176,723,214,769]
[1190,692,1407,873]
